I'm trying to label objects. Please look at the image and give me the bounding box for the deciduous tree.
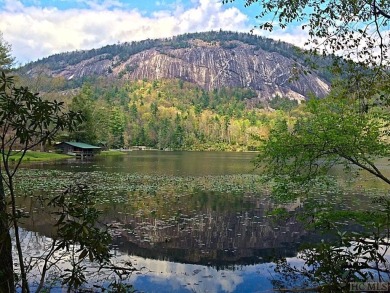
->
[0,72,83,292]
[257,90,390,185]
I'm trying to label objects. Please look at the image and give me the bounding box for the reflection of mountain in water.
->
[102,197,309,268]
[13,229,280,293]
[18,193,312,268]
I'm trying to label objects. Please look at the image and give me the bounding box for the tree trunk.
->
[0,177,14,293]
[9,177,29,293]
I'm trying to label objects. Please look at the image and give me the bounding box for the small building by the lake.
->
[56,142,101,158]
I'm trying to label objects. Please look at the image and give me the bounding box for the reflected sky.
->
[17,228,281,292]
[113,253,276,293]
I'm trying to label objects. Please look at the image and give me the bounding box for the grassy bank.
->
[9,151,71,162]
[98,150,127,156]
[5,150,127,163]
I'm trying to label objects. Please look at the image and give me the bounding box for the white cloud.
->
[252,26,311,50]
[3,0,25,12]
[0,0,250,64]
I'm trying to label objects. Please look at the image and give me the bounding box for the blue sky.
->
[0,0,308,64]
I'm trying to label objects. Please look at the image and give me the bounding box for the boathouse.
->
[56,142,101,158]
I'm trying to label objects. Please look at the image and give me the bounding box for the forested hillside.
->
[51,78,299,151]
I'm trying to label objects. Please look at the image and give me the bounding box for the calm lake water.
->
[36,150,259,175]
[16,151,389,292]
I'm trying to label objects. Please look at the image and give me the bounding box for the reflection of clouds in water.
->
[16,229,276,292]
[115,253,244,292]
[26,229,389,292]
[110,241,390,292]
[13,228,390,292]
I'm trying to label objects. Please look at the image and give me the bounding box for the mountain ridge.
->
[21,31,330,101]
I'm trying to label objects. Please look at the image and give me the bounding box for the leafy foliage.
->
[0,73,83,155]
[47,184,112,290]
[268,95,299,112]
[0,33,14,71]
[224,0,390,67]
[67,79,277,151]
[254,80,390,290]
[256,90,390,185]
[0,72,84,292]
[0,73,133,292]
[272,192,390,292]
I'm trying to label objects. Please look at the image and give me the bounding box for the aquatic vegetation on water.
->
[16,169,265,198]
[15,169,269,220]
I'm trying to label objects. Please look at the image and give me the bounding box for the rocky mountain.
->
[21,31,330,101]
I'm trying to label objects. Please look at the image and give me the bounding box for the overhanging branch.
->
[372,0,390,19]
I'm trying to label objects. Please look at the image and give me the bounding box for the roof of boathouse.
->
[57,142,101,149]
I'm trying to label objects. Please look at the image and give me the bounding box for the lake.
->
[15,151,389,292]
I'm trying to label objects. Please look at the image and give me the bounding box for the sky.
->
[0,0,308,65]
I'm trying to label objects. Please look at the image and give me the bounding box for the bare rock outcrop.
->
[23,33,330,101]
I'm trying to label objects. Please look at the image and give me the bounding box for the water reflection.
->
[17,228,280,293]
[17,190,310,292]
[110,253,278,293]
[106,197,306,268]
[27,151,258,176]
[17,151,389,291]
[18,191,308,266]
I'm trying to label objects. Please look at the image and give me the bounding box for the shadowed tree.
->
[0,72,83,292]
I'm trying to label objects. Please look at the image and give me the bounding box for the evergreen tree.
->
[0,32,14,71]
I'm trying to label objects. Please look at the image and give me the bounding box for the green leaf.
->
[78,249,88,260]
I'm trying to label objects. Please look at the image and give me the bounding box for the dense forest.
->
[37,77,299,151]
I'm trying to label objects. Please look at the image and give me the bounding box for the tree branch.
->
[337,152,390,185]
[372,1,390,19]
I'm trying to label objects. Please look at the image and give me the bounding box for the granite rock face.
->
[25,38,329,101]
